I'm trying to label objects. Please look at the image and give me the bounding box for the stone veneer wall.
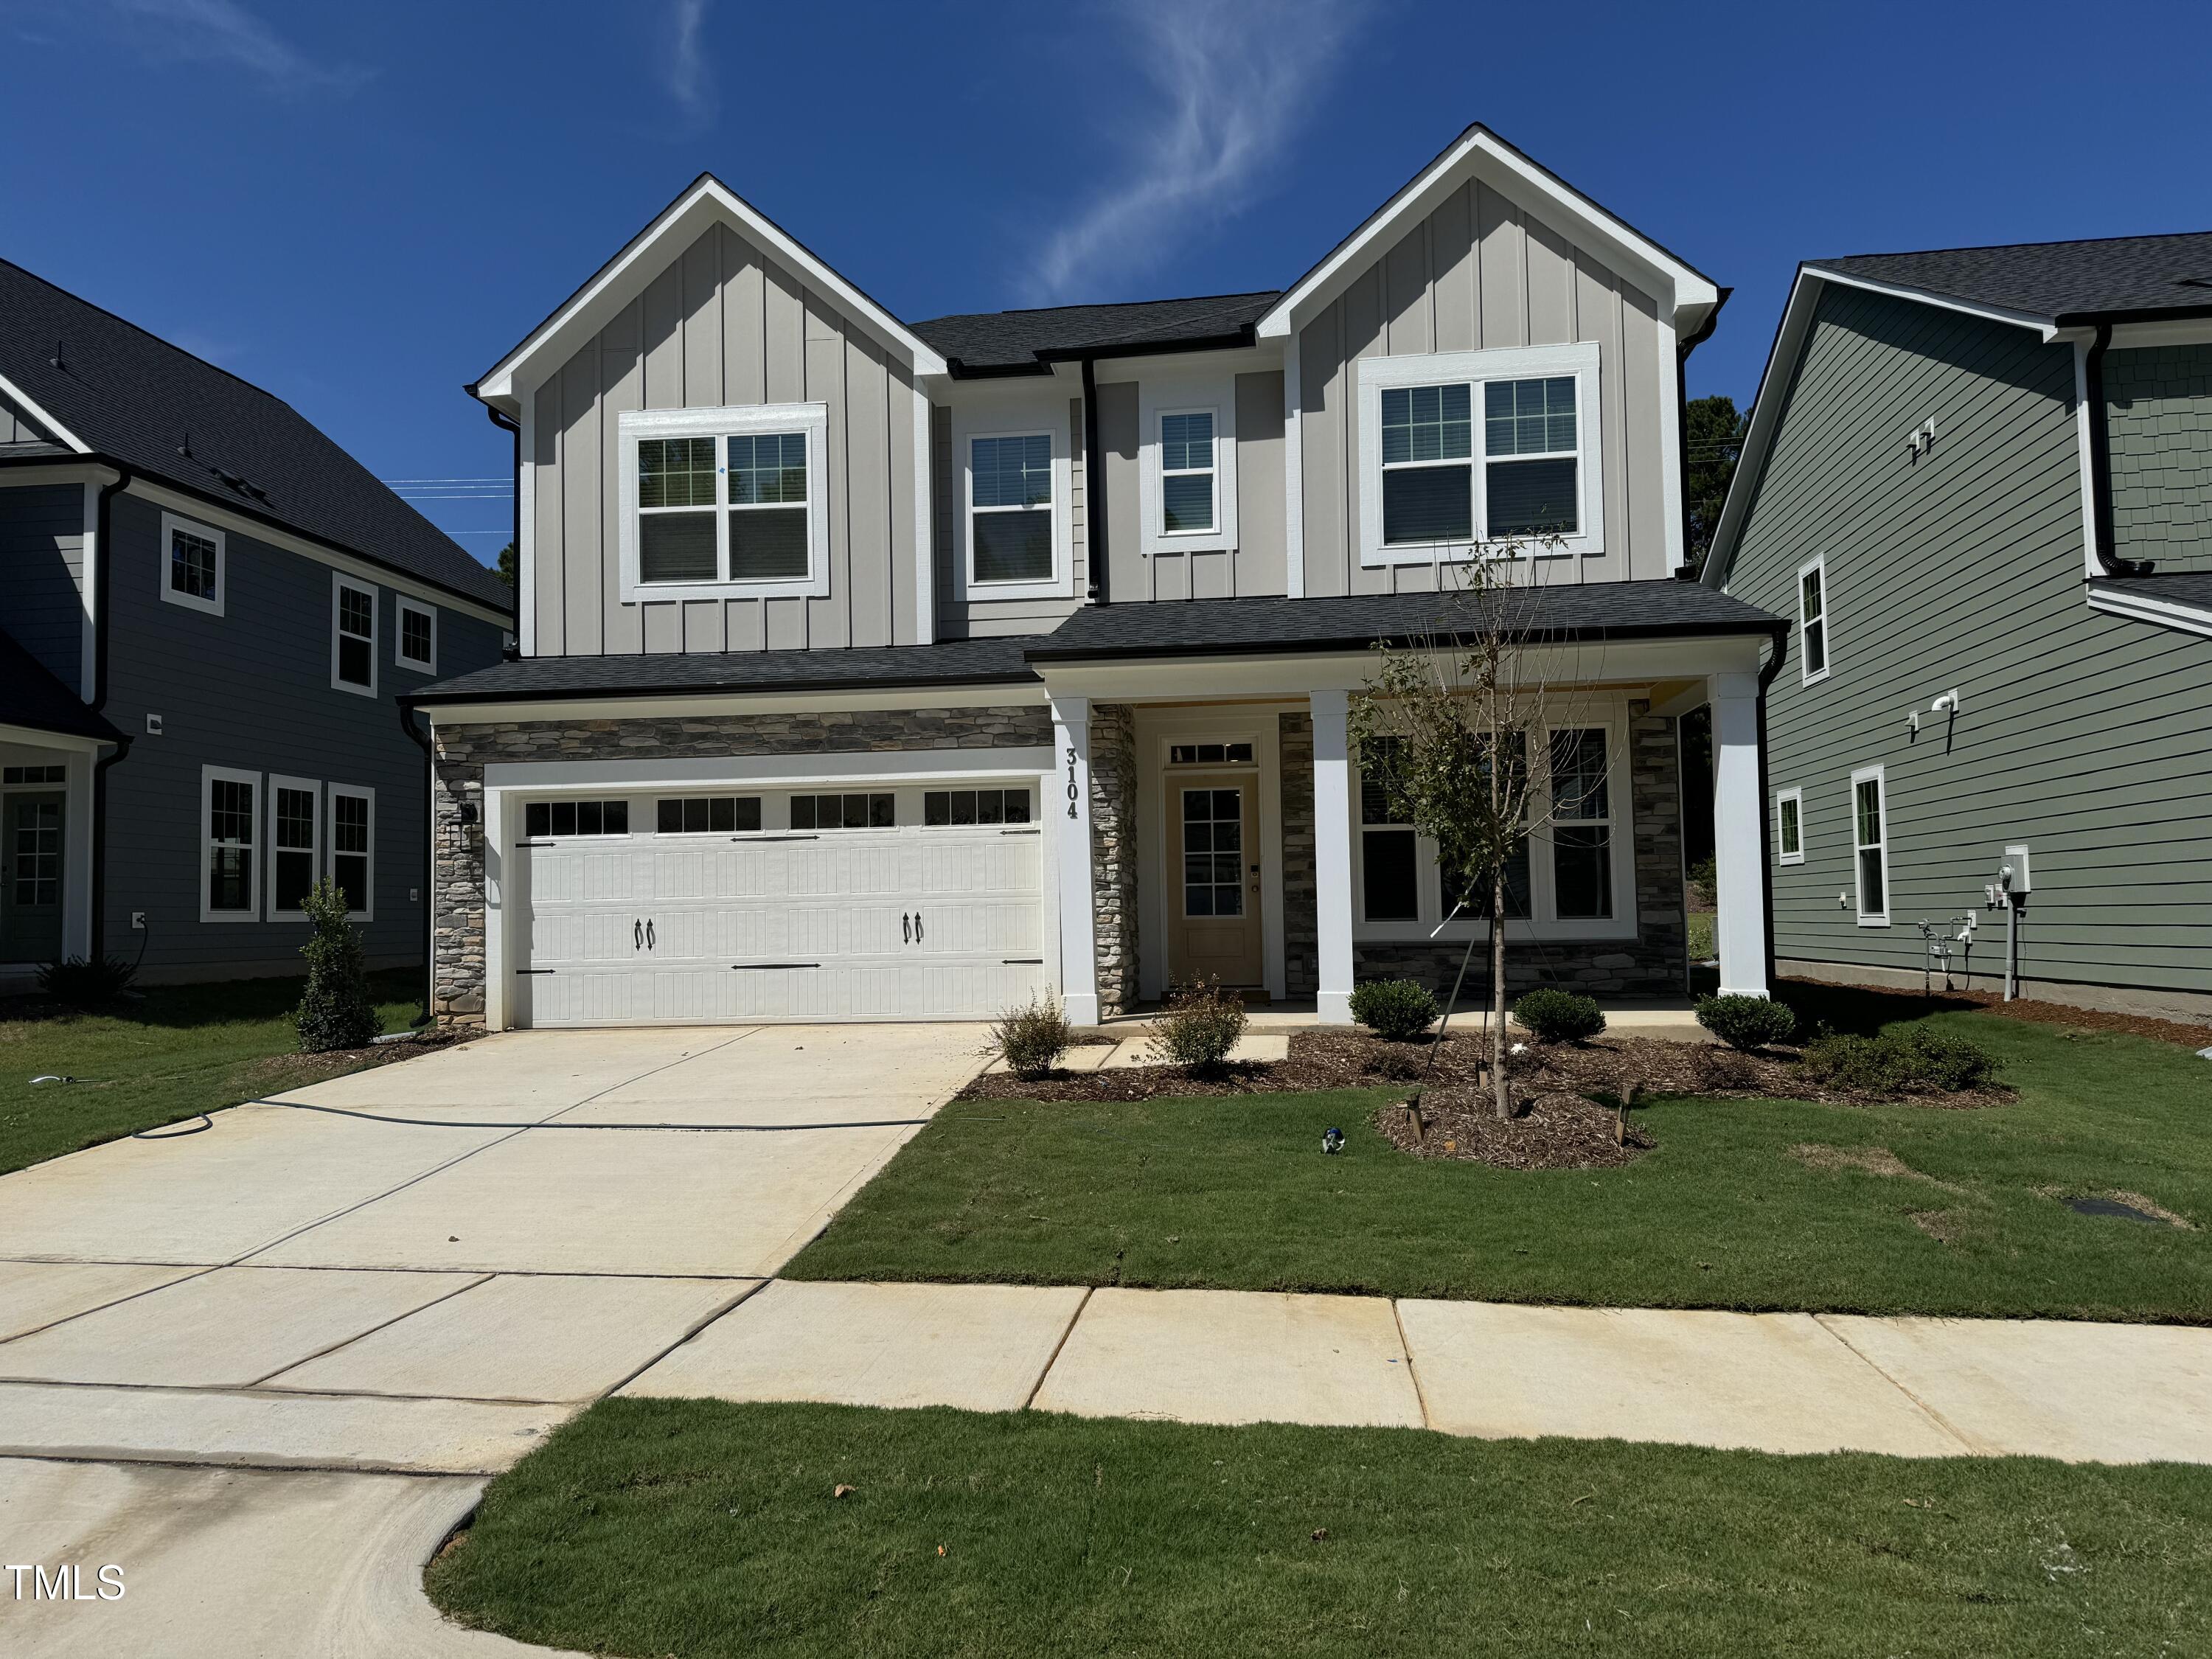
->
[428,704,1053,1023]
[1278,712,1318,1000]
[1088,703,1139,1018]
[1351,700,1688,1001]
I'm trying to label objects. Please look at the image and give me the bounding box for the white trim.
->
[1801,265,2065,343]
[328,782,375,922]
[518,395,536,656]
[1710,670,1769,997]
[1850,764,1891,928]
[1138,369,1239,557]
[1655,313,1686,572]
[1796,556,1831,684]
[1776,787,1804,865]
[199,765,260,925]
[1256,126,1718,341]
[157,512,225,617]
[482,785,507,1029]
[958,406,1074,602]
[2073,341,2104,580]
[1310,690,1354,1024]
[417,681,1051,726]
[1355,342,1604,565]
[79,482,98,698]
[472,174,947,406]
[911,383,935,645]
[124,477,512,630]
[2087,584,2212,639]
[264,773,320,923]
[394,595,437,674]
[0,369,91,454]
[615,403,832,603]
[485,747,1055,793]
[330,572,379,697]
[1282,343,1305,597]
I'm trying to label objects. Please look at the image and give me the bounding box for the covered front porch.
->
[1032,588,1784,1026]
[0,634,124,990]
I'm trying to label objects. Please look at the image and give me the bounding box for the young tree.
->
[294,878,380,1052]
[1349,549,1604,1120]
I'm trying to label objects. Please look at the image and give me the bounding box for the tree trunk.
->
[1491,870,1511,1121]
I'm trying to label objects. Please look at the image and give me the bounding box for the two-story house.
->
[411,125,1785,1029]
[1703,232,2212,1021]
[0,259,513,990]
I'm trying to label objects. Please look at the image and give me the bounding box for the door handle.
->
[633,919,643,951]
[646,919,655,950]
[914,911,924,943]
[902,912,911,944]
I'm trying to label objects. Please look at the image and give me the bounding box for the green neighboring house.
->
[1703,234,2212,1023]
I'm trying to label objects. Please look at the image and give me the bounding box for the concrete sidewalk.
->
[623,1279,2212,1465]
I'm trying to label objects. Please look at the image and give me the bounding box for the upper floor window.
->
[1798,558,1830,683]
[1160,411,1217,533]
[969,434,1054,584]
[1138,375,1239,557]
[1357,341,1604,566]
[161,513,224,616]
[395,597,437,673]
[616,403,830,602]
[332,576,377,695]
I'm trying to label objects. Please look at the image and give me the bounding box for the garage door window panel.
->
[790,793,895,830]
[525,799,631,839]
[656,796,762,835]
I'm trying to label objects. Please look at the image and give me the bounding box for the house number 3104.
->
[1065,747,1079,818]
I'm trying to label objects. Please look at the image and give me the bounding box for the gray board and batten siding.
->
[1722,280,2212,1005]
[94,493,507,981]
[0,483,87,694]
[2106,343,2212,574]
[928,396,1089,639]
[528,220,923,657]
[1293,175,1679,596]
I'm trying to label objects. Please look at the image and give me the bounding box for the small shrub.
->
[1801,1026,2000,1095]
[294,879,380,1053]
[1349,978,1439,1042]
[992,994,1071,1080]
[36,955,138,1005]
[1145,979,1248,1071]
[1697,993,1797,1052]
[1512,988,1606,1045]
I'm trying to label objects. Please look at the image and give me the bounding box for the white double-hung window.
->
[1357,341,1604,564]
[1138,372,1239,557]
[617,403,830,602]
[969,434,1054,584]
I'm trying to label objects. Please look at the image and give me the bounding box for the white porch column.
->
[1310,689,1356,1023]
[1710,671,1770,998]
[1050,695,1100,1025]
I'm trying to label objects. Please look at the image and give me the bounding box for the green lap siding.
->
[1723,284,2212,1004]
[2108,344,2212,573]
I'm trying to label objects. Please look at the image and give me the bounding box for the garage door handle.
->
[646,919,655,950]
[914,911,924,942]
[633,919,643,951]
[901,912,911,944]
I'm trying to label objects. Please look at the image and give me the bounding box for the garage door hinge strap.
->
[731,961,821,970]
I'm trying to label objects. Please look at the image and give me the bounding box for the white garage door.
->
[511,790,1048,1026]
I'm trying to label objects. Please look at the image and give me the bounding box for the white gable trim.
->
[473,175,947,406]
[0,369,91,454]
[1256,126,1719,341]
[1801,265,2065,343]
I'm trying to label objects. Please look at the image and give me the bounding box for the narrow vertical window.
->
[1357,738,1419,922]
[1851,768,1888,924]
[970,434,1054,582]
[1777,789,1804,865]
[204,770,257,918]
[1380,383,1473,544]
[1798,560,1829,682]
[160,514,224,615]
[395,599,436,672]
[1159,411,1217,534]
[270,781,319,918]
[333,578,376,693]
[330,787,374,917]
[1548,728,1613,919]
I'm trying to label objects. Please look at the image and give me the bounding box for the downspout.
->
[88,465,135,962]
[487,404,523,641]
[1079,357,1109,602]
[400,700,437,1024]
[2081,324,2153,577]
[1754,625,1787,995]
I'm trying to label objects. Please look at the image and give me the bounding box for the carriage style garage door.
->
[511,786,1048,1026]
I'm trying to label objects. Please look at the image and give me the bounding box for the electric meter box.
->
[2002,844,2031,896]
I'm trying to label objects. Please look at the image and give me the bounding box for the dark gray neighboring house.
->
[0,258,512,988]
[1704,232,2212,1021]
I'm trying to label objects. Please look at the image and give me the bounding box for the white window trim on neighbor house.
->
[201,764,260,925]
[953,391,1074,604]
[159,512,225,616]
[1798,556,1830,684]
[1851,764,1890,926]
[1138,369,1239,557]
[331,573,378,697]
[394,595,437,673]
[614,403,832,604]
[330,782,375,921]
[1776,787,1804,864]
[1349,706,1638,942]
[1354,341,1606,567]
[265,773,319,924]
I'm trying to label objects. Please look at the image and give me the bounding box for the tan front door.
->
[1167,777,1262,990]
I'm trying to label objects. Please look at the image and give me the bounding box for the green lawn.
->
[787,1004,2212,1323]
[1686,908,1716,961]
[427,1398,2212,1659]
[0,970,423,1177]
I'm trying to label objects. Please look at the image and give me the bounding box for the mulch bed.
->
[240,1029,463,1093]
[1780,975,2211,1049]
[1373,1086,1653,1170]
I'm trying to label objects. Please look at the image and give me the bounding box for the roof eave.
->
[1023,616,1785,666]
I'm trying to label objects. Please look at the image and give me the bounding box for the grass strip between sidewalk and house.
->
[0,970,425,1177]
[426,1397,2212,1659]
[785,1004,2212,1324]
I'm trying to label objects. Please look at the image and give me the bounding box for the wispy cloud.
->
[665,0,717,133]
[1029,0,1368,302]
[97,0,367,94]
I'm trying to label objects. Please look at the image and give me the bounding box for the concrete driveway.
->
[0,1023,988,1658]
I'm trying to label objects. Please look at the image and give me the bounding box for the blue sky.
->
[4,0,2208,564]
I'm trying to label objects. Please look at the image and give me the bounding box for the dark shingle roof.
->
[0,259,512,613]
[1025,585,1783,661]
[1811,232,2212,324]
[406,634,1043,704]
[0,632,124,742]
[2090,572,2212,613]
[911,292,1281,373]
